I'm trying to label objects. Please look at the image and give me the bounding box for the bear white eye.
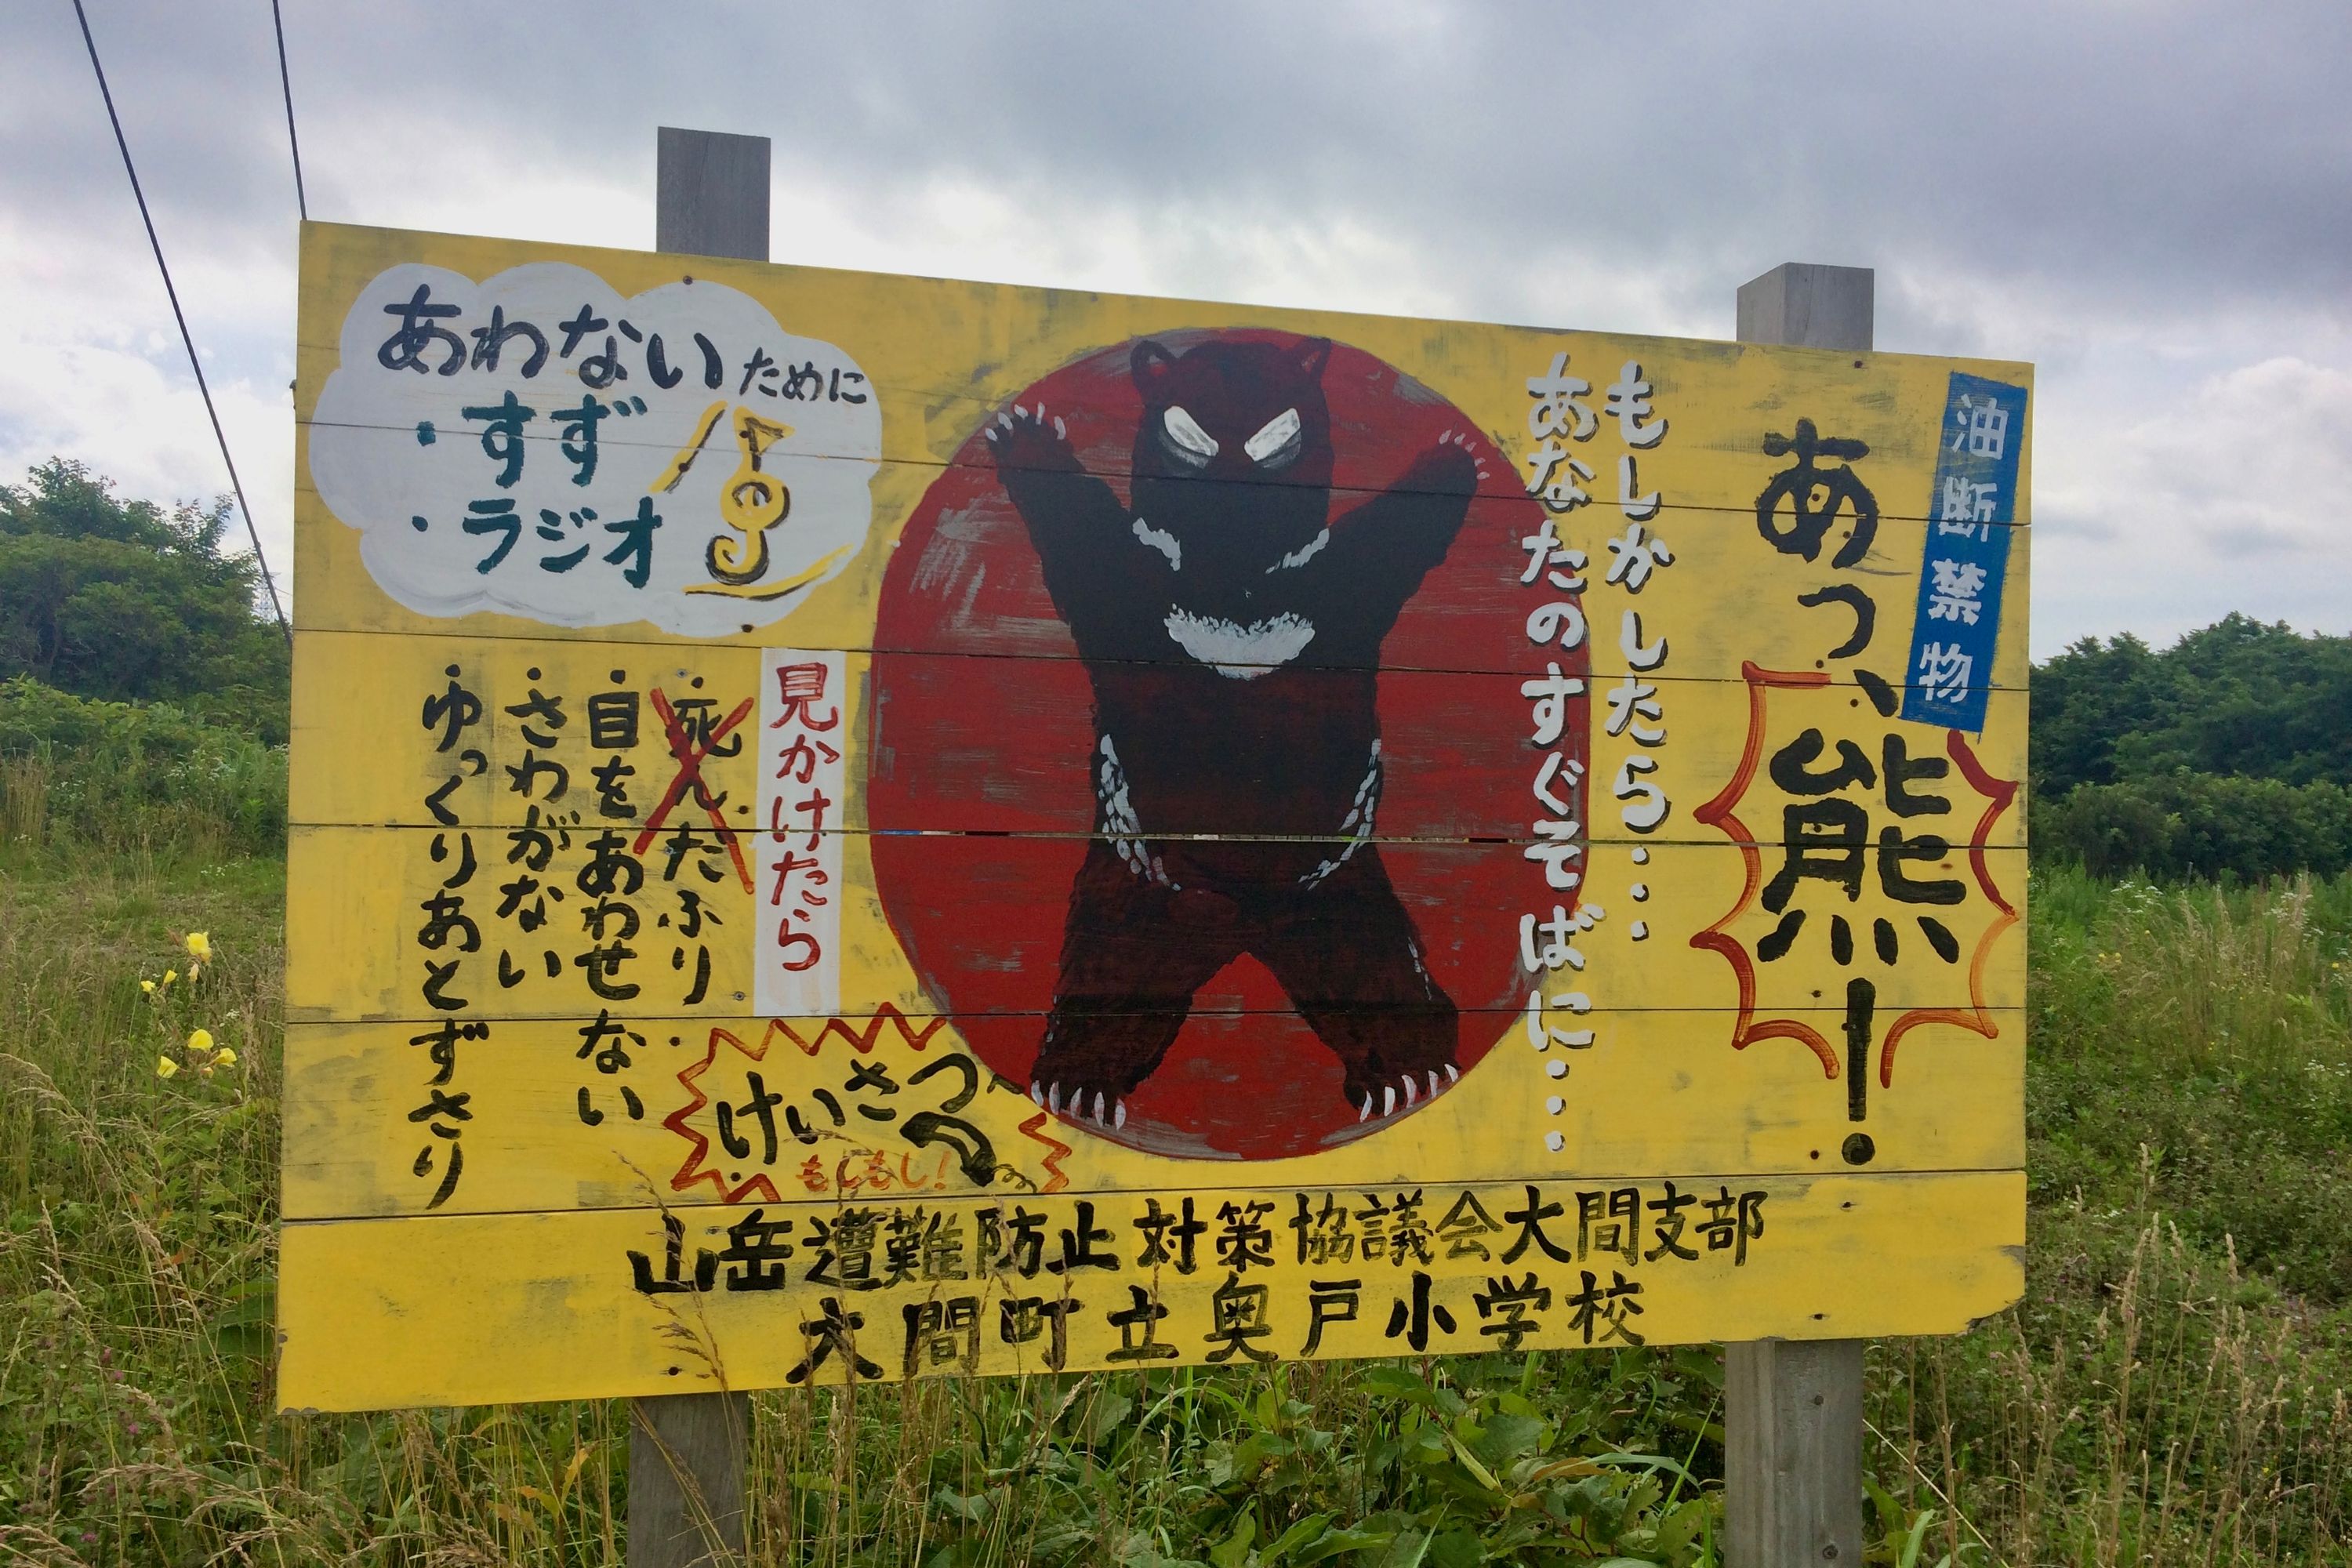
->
[1160,405,1218,466]
[1244,407,1301,467]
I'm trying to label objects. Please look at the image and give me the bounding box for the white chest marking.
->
[1162,608,1316,678]
[1132,517,1181,569]
[1268,528,1329,572]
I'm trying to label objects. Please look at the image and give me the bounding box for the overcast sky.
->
[4,1,2347,659]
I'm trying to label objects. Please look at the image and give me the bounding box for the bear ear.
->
[1131,339,1177,390]
[1291,336,1333,383]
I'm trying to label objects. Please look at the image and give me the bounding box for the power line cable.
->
[270,0,306,220]
[69,0,292,642]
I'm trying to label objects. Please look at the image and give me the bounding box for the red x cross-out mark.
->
[634,686,755,892]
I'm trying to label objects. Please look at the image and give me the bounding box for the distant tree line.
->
[0,460,288,856]
[2032,615,2352,880]
[1,458,288,744]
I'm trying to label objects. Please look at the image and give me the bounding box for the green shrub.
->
[2034,615,2352,796]
[0,677,285,859]
[2036,771,2352,881]
[1,459,290,746]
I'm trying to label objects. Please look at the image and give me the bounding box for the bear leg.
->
[1258,845,1461,1119]
[1033,840,1243,1127]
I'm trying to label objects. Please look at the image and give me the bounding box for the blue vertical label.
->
[1900,372,2027,732]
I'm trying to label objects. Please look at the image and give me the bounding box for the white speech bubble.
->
[308,261,880,636]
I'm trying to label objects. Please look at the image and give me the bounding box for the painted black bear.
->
[984,334,1484,1131]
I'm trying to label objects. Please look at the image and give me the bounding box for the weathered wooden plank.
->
[289,427,2027,532]
[284,827,2027,1024]
[289,471,2031,698]
[291,222,2029,545]
[288,630,2028,845]
[280,514,2023,681]
[275,1169,2025,1411]
[282,1003,2021,1221]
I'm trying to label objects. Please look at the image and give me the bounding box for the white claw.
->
[1047,1082,1062,1114]
[1401,1074,1418,1106]
[1114,1099,1127,1130]
[997,413,1012,430]
[1014,405,1029,419]
[1054,416,1066,438]
[1428,1070,1442,1098]
[1359,1094,1374,1122]
[1030,1082,1044,1107]
[1445,1063,1460,1083]
[1382,1086,1396,1116]
[1094,1091,1107,1124]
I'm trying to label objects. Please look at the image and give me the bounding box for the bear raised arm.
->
[985,403,1164,659]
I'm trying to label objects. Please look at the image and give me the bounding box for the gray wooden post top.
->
[1736,263,1874,354]
[655,126,771,262]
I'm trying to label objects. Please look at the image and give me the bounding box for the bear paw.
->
[1349,1063,1461,1123]
[1405,430,1489,495]
[1030,1077,1128,1131]
[983,401,1082,474]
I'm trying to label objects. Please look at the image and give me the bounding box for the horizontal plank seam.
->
[280,1165,2029,1227]
[286,623,2032,690]
[286,1019,2022,1032]
[288,431,2030,532]
[283,823,2034,851]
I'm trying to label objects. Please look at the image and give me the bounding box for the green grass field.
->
[4,855,2350,1566]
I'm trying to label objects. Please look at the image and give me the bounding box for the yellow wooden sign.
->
[280,221,2030,1412]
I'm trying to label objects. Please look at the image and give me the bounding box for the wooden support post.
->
[656,126,771,263]
[1726,259,1874,1568]
[1725,1340,1866,1566]
[630,127,769,1568]
[630,1392,750,1567]
[1735,262,1874,359]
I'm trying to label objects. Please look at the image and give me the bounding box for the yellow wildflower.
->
[213,1046,237,1068]
[155,1055,179,1079]
[162,968,178,987]
[185,931,212,961]
[188,1028,215,1056]
[140,979,157,995]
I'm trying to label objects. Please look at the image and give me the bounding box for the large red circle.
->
[869,331,1584,1160]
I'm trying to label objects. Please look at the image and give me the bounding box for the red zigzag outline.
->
[1687,662,2020,1088]
[664,1006,949,1203]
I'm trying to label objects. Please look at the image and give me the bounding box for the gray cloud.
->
[4,0,2348,656]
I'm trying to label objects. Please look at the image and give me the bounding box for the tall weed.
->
[2031,866,2352,1301]
[0,677,285,862]
[1873,1179,2352,1566]
[4,861,2350,1564]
